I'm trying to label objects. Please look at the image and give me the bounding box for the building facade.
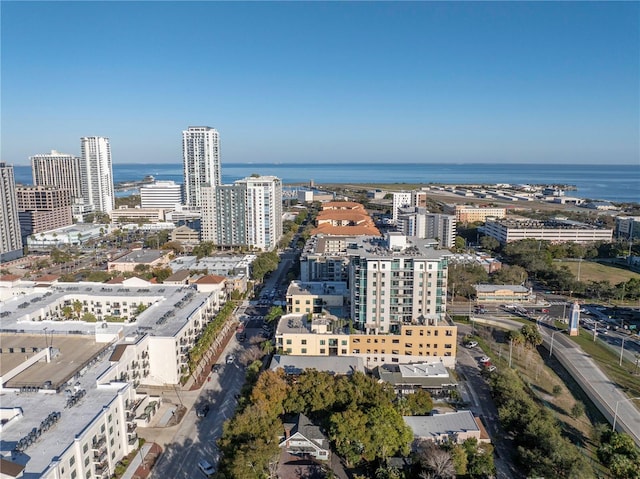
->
[446,205,507,223]
[483,218,614,244]
[31,150,83,200]
[349,234,450,334]
[80,136,115,214]
[140,180,183,209]
[397,208,457,248]
[182,126,221,208]
[17,186,73,239]
[202,176,282,251]
[0,162,23,261]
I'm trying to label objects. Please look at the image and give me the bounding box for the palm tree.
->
[73,300,83,320]
[62,306,73,321]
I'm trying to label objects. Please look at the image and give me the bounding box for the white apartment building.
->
[31,150,84,200]
[483,218,614,244]
[140,180,183,209]
[0,162,23,262]
[397,208,457,248]
[349,233,450,334]
[392,192,412,224]
[80,137,115,214]
[202,175,283,251]
[182,126,221,208]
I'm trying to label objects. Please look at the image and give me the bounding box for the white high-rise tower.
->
[0,162,23,261]
[182,126,221,208]
[80,136,115,214]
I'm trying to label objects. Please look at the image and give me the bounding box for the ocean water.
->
[12,162,640,203]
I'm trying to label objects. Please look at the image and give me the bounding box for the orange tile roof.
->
[321,201,364,210]
[195,274,226,284]
[311,224,381,236]
[0,274,21,281]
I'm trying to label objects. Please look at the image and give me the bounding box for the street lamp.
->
[619,337,626,367]
[612,396,640,432]
[549,330,562,358]
[593,320,600,342]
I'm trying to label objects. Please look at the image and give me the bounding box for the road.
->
[456,324,524,479]
[145,332,250,479]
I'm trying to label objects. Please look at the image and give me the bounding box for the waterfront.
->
[12,162,640,203]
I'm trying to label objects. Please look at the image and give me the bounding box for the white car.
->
[226,354,235,364]
[465,341,478,348]
[487,365,497,372]
[198,459,216,476]
[479,356,490,363]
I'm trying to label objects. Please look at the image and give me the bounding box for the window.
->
[286,339,292,345]
[71,470,77,479]
[320,339,326,345]
[84,457,90,467]
[341,340,347,346]
[320,348,326,354]
[341,349,347,354]
[405,330,412,336]
[301,339,307,345]
[83,443,88,453]
[301,348,307,354]
[70,457,76,467]
[286,348,292,354]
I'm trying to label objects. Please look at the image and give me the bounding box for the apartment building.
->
[349,233,451,334]
[445,204,507,223]
[202,175,282,251]
[397,207,456,248]
[312,201,380,237]
[31,150,83,200]
[300,235,353,283]
[182,126,221,208]
[275,313,457,367]
[80,136,115,214]
[286,281,349,316]
[0,162,24,261]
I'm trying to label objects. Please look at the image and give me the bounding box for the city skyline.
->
[2,1,638,166]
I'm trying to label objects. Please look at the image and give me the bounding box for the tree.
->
[73,300,83,320]
[416,440,455,479]
[403,390,433,415]
[61,305,73,320]
[162,240,184,254]
[570,401,585,419]
[480,235,500,252]
[264,306,283,324]
[250,369,289,416]
[520,324,542,349]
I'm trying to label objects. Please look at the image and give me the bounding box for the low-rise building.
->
[269,355,365,376]
[109,206,167,225]
[286,281,348,316]
[483,218,613,244]
[445,204,507,223]
[26,223,110,250]
[170,225,200,249]
[280,414,330,461]
[107,249,171,273]
[474,284,531,302]
[275,313,457,367]
[404,410,490,444]
[374,362,457,397]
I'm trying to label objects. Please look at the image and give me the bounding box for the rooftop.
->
[286,281,349,297]
[403,411,480,439]
[270,355,365,375]
[0,344,129,477]
[0,281,212,338]
[109,249,166,265]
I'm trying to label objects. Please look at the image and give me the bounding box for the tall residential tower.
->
[0,163,23,261]
[182,126,221,208]
[80,136,115,214]
[31,150,83,200]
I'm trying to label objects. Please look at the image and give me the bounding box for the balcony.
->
[92,435,106,450]
[127,423,137,433]
[93,451,107,463]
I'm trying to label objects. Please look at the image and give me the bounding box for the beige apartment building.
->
[276,313,457,367]
[446,204,507,223]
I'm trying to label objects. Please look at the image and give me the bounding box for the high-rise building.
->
[140,181,183,209]
[392,192,412,224]
[182,126,221,208]
[349,233,450,334]
[80,136,115,214]
[0,162,23,261]
[201,175,282,251]
[30,150,83,200]
[17,186,73,240]
[397,208,457,248]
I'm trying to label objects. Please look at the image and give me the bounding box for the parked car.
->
[226,354,235,364]
[479,356,490,363]
[198,459,216,476]
[465,341,478,348]
[196,404,210,418]
[486,365,497,372]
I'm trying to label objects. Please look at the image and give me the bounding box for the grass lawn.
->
[556,260,640,284]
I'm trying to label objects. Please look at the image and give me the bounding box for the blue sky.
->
[1,1,638,165]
